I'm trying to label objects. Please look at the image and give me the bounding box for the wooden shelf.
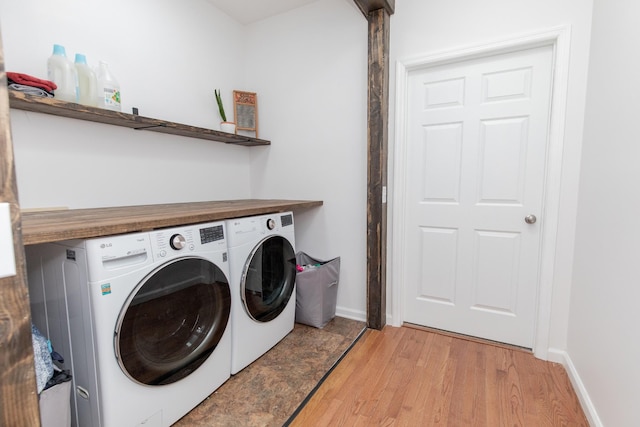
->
[8,91,271,147]
[21,199,323,245]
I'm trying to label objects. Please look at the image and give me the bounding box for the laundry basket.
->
[40,374,72,427]
[295,252,340,328]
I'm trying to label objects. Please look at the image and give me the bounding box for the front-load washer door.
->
[241,235,296,323]
[115,257,230,386]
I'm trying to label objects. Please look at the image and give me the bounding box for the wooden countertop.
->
[21,199,323,245]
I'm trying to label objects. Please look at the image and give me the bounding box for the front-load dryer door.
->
[241,235,296,323]
[115,257,230,386]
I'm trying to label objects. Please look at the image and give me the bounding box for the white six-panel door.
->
[402,45,553,348]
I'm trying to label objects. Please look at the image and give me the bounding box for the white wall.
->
[244,0,369,320]
[1,0,370,320]
[388,0,593,353]
[568,0,640,425]
[1,0,252,209]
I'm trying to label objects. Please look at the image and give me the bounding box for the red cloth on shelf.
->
[7,72,57,92]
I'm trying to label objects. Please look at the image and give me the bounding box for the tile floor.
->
[174,317,366,427]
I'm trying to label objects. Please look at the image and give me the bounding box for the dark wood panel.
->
[352,0,395,16]
[8,91,270,147]
[366,8,390,330]
[0,37,41,426]
[22,199,322,245]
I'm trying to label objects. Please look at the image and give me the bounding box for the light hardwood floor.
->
[290,326,589,426]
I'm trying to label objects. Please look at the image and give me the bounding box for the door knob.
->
[525,214,537,224]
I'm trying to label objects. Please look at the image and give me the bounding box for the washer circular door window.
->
[115,257,231,386]
[241,235,296,323]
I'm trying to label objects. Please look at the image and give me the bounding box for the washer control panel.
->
[170,234,187,250]
[200,224,224,244]
[150,222,226,259]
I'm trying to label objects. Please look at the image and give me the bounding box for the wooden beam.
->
[0,33,41,426]
[352,0,395,17]
[366,8,390,330]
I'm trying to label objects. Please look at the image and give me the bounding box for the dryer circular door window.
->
[115,257,231,386]
[241,235,296,323]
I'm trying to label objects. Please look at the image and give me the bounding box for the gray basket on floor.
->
[40,380,72,427]
[295,252,340,328]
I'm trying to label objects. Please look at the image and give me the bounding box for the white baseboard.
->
[547,348,603,427]
[335,306,366,323]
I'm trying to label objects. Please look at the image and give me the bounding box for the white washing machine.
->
[225,212,296,374]
[26,221,232,427]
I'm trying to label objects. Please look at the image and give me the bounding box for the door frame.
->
[390,26,571,359]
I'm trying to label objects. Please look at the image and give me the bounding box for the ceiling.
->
[206,0,320,25]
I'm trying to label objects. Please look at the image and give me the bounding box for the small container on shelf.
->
[47,44,77,103]
[96,61,121,111]
[74,54,98,107]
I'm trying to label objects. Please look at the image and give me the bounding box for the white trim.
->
[389,26,572,358]
[532,26,572,359]
[335,306,367,323]
[389,58,410,328]
[548,348,603,427]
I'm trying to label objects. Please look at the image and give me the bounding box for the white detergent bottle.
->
[74,54,98,107]
[47,44,77,102]
[96,61,121,111]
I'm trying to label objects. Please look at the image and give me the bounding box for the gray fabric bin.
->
[295,252,340,328]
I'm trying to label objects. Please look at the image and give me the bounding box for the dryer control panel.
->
[226,212,295,247]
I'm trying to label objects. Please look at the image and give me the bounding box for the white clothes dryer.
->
[26,221,232,427]
[225,212,296,374]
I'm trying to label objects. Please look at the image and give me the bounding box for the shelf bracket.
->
[133,123,167,130]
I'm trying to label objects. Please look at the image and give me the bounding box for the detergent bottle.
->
[74,54,98,107]
[47,44,77,102]
[96,61,121,111]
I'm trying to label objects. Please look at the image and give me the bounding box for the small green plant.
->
[214,89,227,122]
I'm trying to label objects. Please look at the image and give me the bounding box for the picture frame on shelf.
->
[233,90,258,138]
